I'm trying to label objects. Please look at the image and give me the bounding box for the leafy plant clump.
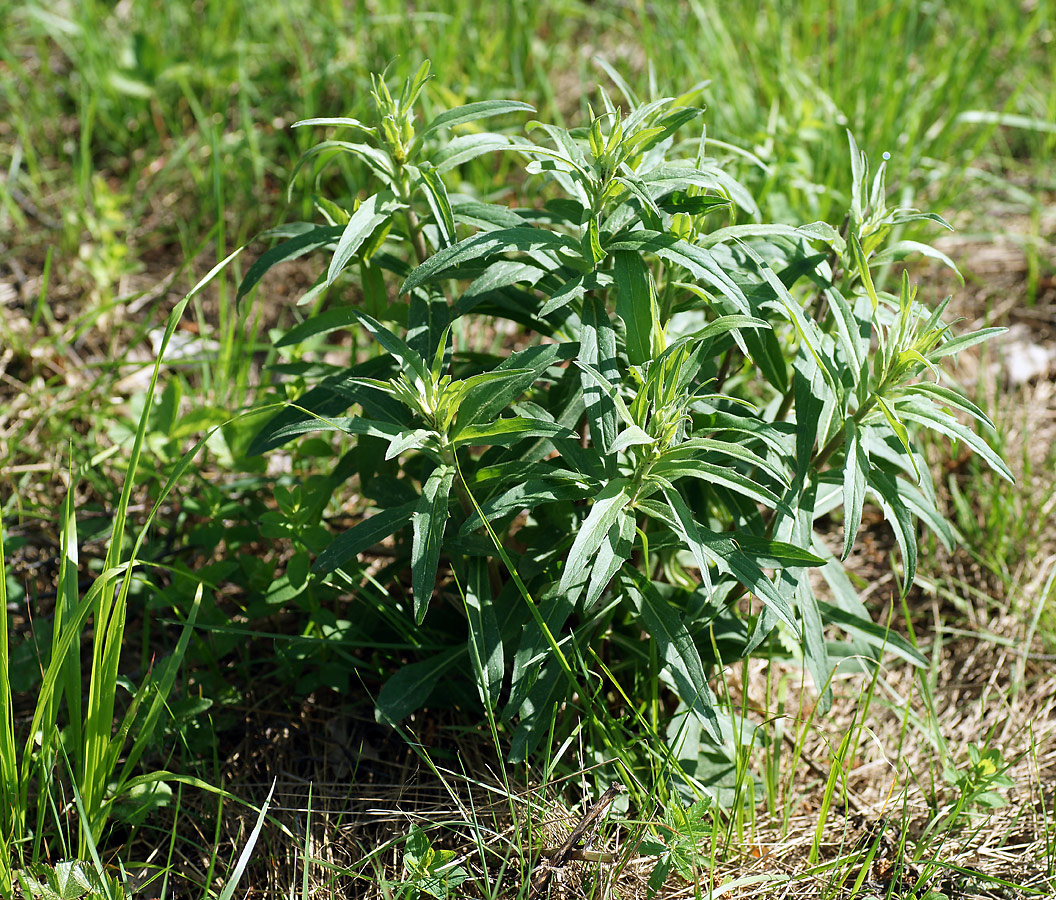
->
[241,62,1011,776]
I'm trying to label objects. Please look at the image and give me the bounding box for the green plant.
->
[241,64,1010,783]
[12,860,122,900]
[941,743,1015,824]
[394,826,469,900]
[640,795,715,892]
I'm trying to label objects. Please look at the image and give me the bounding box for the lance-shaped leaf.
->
[313,501,417,574]
[825,287,866,379]
[742,242,838,390]
[452,416,576,449]
[660,483,714,598]
[868,468,917,596]
[413,163,456,248]
[924,327,1006,362]
[580,293,621,461]
[293,116,374,133]
[327,192,406,286]
[622,567,721,742]
[412,465,456,624]
[849,231,880,312]
[401,227,580,295]
[237,225,344,303]
[890,382,994,429]
[375,647,465,725]
[661,437,786,484]
[842,419,868,559]
[651,457,783,509]
[583,510,636,609]
[275,305,362,347]
[449,369,539,434]
[460,476,595,534]
[898,403,1014,483]
[385,428,435,460]
[258,415,405,449]
[505,590,574,697]
[607,231,749,313]
[435,133,517,172]
[464,557,504,707]
[876,396,920,481]
[613,249,663,366]
[287,140,396,194]
[817,602,927,667]
[351,309,429,384]
[458,260,548,313]
[637,500,799,635]
[419,99,535,141]
[558,478,632,597]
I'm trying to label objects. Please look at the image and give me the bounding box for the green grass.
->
[3,0,1056,896]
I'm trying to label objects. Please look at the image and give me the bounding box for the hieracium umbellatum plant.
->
[240,61,1010,777]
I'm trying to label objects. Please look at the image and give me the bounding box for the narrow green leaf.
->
[505,590,575,721]
[327,192,405,286]
[899,404,1014,483]
[385,428,434,459]
[849,231,880,312]
[623,568,721,742]
[313,501,416,574]
[661,484,714,596]
[447,368,535,432]
[651,457,783,508]
[412,466,455,623]
[287,140,395,195]
[460,477,594,534]
[661,437,786,484]
[538,272,594,317]
[375,648,465,724]
[825,287,865,377]
[613,250,662,366]
[798,576,833,713]
[606,231,750,312]
[876,396,921,481]
[583,511,636,609]
[558,479,632,596]
[464,558,503,706]
[401,227,579,295]
[452,416,575,448]
[435,133,517,172]
[580,293,621,459]
[874,240,962,282]
[420,100,535,141]
[731,535,824,568]
[868,469,917,596]
[925,326,1006,362]
[414,163,456,248]
[115,584,202,786]
[352,309,429,383]
[743,243,838,390]
[817,602,927,667]
[842,419,868,560]
[293,116,373,133]
[637,501,800,635]
[609,424,655,454]
[275,305,360,347]
[612,174,663,220]
[237,225,344,302]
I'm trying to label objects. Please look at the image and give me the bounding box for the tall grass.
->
[0,254,237,888]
